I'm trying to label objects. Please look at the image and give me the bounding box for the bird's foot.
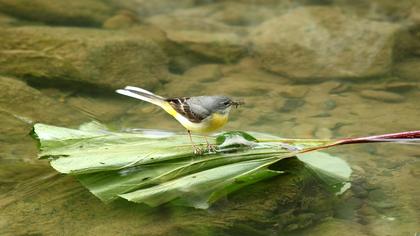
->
[193,146,205,155]
[206,144,218,153]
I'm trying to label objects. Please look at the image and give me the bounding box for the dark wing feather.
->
[166,97,208,123]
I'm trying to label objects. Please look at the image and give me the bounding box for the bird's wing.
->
[166,97,210,123]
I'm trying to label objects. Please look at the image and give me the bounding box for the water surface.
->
[0,0,419,235]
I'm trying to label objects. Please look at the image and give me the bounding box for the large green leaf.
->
[32,122,351,208]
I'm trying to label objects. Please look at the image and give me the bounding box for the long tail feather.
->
[124,86,164,99]
[116,86,165,107]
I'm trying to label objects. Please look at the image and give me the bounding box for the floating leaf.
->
[32,122,420,208]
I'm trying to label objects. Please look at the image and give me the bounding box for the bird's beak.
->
[231,100,244,108]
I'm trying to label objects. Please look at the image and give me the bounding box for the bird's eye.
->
[223,101,230,105]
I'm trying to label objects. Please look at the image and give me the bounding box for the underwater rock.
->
[205,2,277,26]
[113,0,195,18]
[293,123,316,138]
[409,162,420,177]
[0,77,88,133]
[0,110,31,136]
[394,26,420,59]
[0,26,168,89]
[317,81,347,94]
[359,90,405,103]
[168,2,286,27]
[300,219,368,236]
[0,13,19,26]
[383,81,419,93]
[147,12,247,63]
[276,84,309,98]
[0,0,114,27]
[1,157,342,235]
[183,64,222,82]
[249,6,400,80]
[142,3,278,70]
[102,10,139,29]
[175,157,342,235]
[163,62,285,97]
[66,95,133,123]
[334,0,420,22]
[394,59,420,81]
[367,188,387,202]
[367,188,396,210]
[410,5,420,23]
[314,127,333,139]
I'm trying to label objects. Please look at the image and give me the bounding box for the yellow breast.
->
[205,113,229,132]
[160,102,229,133]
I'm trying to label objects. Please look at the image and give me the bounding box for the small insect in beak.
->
[231,100,244,108]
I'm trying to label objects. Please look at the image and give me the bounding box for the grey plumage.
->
[116,86,242,124]
[186,96,232,114]
[166,96,232,123]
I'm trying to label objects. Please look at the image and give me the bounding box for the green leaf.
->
[32,122,351,208]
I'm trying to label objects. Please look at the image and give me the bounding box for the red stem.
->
[336,130,420,145]
[301,130,420,153]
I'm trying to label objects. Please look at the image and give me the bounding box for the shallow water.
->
[0,0,419,235]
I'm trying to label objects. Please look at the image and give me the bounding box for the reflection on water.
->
[0,0,419,235]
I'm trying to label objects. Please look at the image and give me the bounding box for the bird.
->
[116,86,243,154]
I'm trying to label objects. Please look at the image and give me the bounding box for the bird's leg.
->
[188,130,203,155]
[204,136,217,153]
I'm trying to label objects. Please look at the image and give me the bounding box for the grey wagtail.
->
[116,86,243,154]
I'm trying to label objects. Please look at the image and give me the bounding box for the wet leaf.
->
[32,122,353,208]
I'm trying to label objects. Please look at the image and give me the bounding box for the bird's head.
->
[213,97,244,114]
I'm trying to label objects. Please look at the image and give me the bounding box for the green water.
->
[0,0,419,235]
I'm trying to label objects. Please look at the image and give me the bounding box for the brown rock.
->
[103,11,139,29]
[0,0,114,26]
[249,6,400,80]
[384,81,419,93]
[0,77,88,131]
[0,26,168,89]
[179,2,288,26]
[394,59,420,81]
[114,0,194,18]
[183,64,222,82]
[336,0,420,22]
[0,13,19,26]
[147,13,247,63]
[66,96,132,122]
[394,27,420,59]
[301,219,368,236]
[359,90,405,103]
[0,110,30,136]
[409,162,420,177]
[314,127,333,139]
